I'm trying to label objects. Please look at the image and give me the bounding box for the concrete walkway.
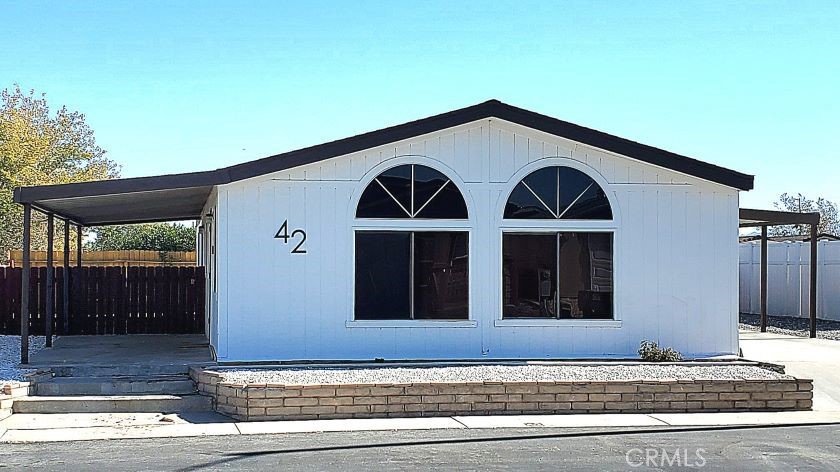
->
[28,335,213,369]
[2,410,840,443]
[3,330,839,444]
[740,330,840,412]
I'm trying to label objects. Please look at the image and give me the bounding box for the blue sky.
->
[3,1,838,209]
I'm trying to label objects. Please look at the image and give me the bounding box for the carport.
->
[13,171,220,363]
[739,208,821,337]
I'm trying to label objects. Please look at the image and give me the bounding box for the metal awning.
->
[739,208,820,338]
[739,208,820,228]
[12,171,220,226]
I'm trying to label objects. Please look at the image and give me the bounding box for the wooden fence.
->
[7,250,197,268]
[0,266,205,335]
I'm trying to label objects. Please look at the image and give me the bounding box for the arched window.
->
[502,166,614,320]
[357,164,468,219]
[504,166,612,220]
[355,164,469,321]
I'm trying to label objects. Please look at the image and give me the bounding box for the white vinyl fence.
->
[739,240,840,321]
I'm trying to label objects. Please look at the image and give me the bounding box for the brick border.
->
[190,368,813,421]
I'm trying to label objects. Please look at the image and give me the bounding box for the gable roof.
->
[14,99,753,225]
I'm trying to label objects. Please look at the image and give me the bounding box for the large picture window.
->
[355,164,469,321]
[503,165,614,320]
[355,231,468,320]
[503,232,613,319]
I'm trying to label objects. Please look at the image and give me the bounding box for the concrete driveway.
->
[740,330,840,412]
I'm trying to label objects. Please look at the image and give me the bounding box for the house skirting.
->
[190,368,813,422]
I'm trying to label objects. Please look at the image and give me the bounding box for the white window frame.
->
[494,160,622,328]
[347,159,476,328]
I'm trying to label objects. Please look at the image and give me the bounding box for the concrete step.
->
[49,364,193,378]
[35,376,197,396]
[12,394,212,414]
[1,397,14,420]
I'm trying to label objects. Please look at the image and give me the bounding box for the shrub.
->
[638,340,683,362]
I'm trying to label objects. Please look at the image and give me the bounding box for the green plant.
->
[638,340,683,362]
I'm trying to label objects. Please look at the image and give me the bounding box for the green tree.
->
[86,223,196,253]
[770,193,840,237]
[0,84,119,256]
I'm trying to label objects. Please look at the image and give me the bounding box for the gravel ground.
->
[218,363,789,386]
[740,313,840,340]
[0,335,46,386]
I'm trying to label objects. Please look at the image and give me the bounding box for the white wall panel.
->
[210,119,741,361]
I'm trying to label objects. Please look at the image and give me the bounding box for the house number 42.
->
[274,220,307,254]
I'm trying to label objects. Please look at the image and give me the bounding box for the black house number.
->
[275,220,307,254]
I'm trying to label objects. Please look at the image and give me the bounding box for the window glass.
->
[356,164,467,219]
[414,232,469,319]
[504,166,612,220]
[557,167,595,217]
[504,184,555,219]
[502,232,613,319]
[561,185,613,220]
[415,183,469,219]
[522,166,559,215]
[558,232,613,319]
[502,234,557,318]
[356,181,409,218]
[355,231,469,320]
[376,165,412,214]
[355,232,411,319]
[412,165,449,213]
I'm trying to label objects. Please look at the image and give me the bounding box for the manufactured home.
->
[14,100,754,361]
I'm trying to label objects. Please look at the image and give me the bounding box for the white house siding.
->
[211,118,740,361]
[739,240,840,321]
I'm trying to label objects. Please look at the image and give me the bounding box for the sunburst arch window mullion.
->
[504,166,613,220]
[356,164,468,219]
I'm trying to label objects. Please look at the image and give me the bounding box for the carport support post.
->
[20,204,31,365]
[45,214,54,347]
[76,224,82,267]
[63,219,70,335]
[760,225,768,332]
[810,223,818,338]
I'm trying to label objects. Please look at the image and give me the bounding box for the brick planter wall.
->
[191,368,813,421]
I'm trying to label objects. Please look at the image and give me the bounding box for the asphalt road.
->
[1,424,839,471]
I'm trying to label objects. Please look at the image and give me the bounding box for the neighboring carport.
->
[739,208,821,338]
[13,171,221,364]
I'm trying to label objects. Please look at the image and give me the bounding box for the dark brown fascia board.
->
[13,170,226,204]
[223,99,755,190]
[13,99,755,207]
[491,101,754,191]
[739,208,821,227]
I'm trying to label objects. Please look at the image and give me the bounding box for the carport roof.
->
[14,99,755,226]
[739,208,820,227]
